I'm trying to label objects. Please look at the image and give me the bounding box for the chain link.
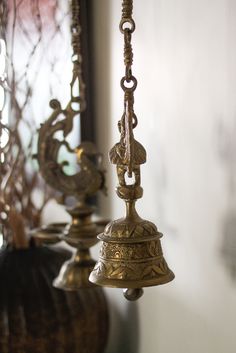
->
[118,0,139,177]
[120,0,135,84]
[121,0,133,19]
[119,2,137,124]
[70,0,86,112]
[120,0,137,100]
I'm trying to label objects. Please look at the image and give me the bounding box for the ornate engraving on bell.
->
[89,0,174,299]
[89,197,175,291]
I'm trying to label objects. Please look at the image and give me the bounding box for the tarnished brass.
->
[35,0,107,290]
[89,0,174,300]
[30,223,67,244]
[53,206,107,290]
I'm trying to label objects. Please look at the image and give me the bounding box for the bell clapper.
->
[123,288,144,301]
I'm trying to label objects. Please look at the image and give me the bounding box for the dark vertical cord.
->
[79,0,95,143]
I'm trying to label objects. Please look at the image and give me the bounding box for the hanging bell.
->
[89,201,174,299]
[90,0,175,299]
[89,107,174,299]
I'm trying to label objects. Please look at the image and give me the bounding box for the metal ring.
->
[119,18,135,34]
[120,76,137,92]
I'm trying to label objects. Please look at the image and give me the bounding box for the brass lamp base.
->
[53,249,96,290]
[52,205,109,290]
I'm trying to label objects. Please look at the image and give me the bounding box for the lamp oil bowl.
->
[30,223,66,245]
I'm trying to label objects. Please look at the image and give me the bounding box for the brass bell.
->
[88,110,175,299]
[90,0,175,300]
[89,201,174,300]
[89,101,175,301]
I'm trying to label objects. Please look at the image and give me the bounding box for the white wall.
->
[91,1,236,352]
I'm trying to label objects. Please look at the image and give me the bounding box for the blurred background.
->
[2,0,236,352]
[89,0,236,352]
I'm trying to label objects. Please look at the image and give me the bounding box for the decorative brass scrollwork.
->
[37,98,105,200]
[36,0,105,202]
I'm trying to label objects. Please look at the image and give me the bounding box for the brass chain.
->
[120,0,135,83]
[119,0,138,177]
[70,0,86,112]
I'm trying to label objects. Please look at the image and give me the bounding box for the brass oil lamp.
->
[0,2,109,352]
[33,0,107,290]
[89,0,175,300]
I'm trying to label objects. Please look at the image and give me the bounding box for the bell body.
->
[89,207,174,289]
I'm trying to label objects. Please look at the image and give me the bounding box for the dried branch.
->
[0,0,69,246]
